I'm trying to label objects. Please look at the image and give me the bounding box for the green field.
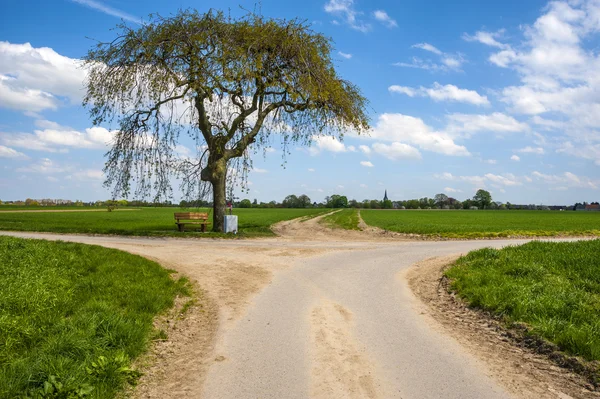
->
[360,210,600,238]
[446,240,600,365]
[0,208,326,237]
[321,209,360,230]
[0,236,190,398]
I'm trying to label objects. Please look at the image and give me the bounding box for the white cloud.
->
[412,43,442,55]
[396,43,465,72]
[435,172,524,187]
[16,158,71,174]
[372,142,421,160]
[308,168,316,172]
[309,135,348,155]
[338,51,352,59]
[462,30,508,49]
[70,0,140,23]
[253,168,268,173]
[359,145,371,155]
[0,145,28,160]
[324,0,370,32]
[71,169,104,181]
[445,112,529,136]
[517,146,545,154]
[389,82,489,106]
[360,161,374,167]
[484,159,497,164]
[367,113,470,156]
[0,42,87,112]
[2,121,116,152]
[444,187,462,193]
[373,10,397,28]
[532,171,598,189]
[511,155,521,161]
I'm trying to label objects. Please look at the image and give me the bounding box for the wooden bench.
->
[174,212,210,232]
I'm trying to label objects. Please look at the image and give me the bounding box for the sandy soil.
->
[405,256,599,399]
[310,300,380,399]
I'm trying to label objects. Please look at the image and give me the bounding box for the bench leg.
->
[177,223,184,232]
[201,223,206,233]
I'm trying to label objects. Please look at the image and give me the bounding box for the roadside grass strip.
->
[360,210,600,238]
[446,240,600,365]
[0,208,326,237]
[0,236,190,398]
[321,209,361,230]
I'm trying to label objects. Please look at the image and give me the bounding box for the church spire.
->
[383,190,388,202]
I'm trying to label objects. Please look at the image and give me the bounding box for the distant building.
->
[383,190,389,202]
[586,202,600,211]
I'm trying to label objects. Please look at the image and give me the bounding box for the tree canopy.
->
[84,9,369,231]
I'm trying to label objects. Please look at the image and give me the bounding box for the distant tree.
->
[298,194,312,208]
[239,199,252,208]
[348,199,359,208]
[117,199,128,207]
[382,199,393,209]
[370,199,381,209]
[252,199,258,206]
[473,189,492,209]
[327,195,348,208]
[434,193,449,207]
[361,199,371,209]
[282,195,300,208]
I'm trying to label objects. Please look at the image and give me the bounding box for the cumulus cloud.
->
[309,135,348,155]
[0,42,87,113]
[372,142,421,160]
[435,172,523,187]
[532,170,598,189]
[360,161,374,167]
[0,145,28,159]
[445,112,529,136]
[444,187,462,193]
[373,10,397,28]
[389,82,489,106]
[359,145,371,155]
[367,113,470,156]
[511,155,521,161]
[338,51,352,59]
[2,120,116,152]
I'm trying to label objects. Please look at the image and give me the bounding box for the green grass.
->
[446,240,600,362]
[321,209,360,230]
[0,208,326,237]
[0,236,190,398]
[360,210,600,238]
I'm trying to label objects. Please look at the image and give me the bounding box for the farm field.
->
[0,208,326,237]
[446,240,600,365]
[0,236,190,398]
[360,209,600,238]
[321,209,360,230]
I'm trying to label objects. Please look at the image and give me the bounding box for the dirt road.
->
[1,218,594,399]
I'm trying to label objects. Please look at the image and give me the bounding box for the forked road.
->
[0,230,574,398]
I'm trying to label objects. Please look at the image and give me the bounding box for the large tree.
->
[84,10,369,232]
[473,189,492,209]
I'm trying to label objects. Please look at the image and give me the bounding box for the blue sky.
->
[1,0,600,205]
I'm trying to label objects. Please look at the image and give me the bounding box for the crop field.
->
[321,209,360,230]
[446,240,600,364]
[0,207,326,237]
[360,210,600,238]
[0,236,190,398]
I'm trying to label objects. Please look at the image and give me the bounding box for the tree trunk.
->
[211,170,227,233]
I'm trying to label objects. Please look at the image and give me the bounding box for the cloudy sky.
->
[2,0,600,204]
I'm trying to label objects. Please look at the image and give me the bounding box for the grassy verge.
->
[0,208,326,238]
[445,240,600,365]
[360,210,600,238]
[321,209,360,230]
[0,236,190,398]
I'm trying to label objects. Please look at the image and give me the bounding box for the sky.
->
[1,0,600,205]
